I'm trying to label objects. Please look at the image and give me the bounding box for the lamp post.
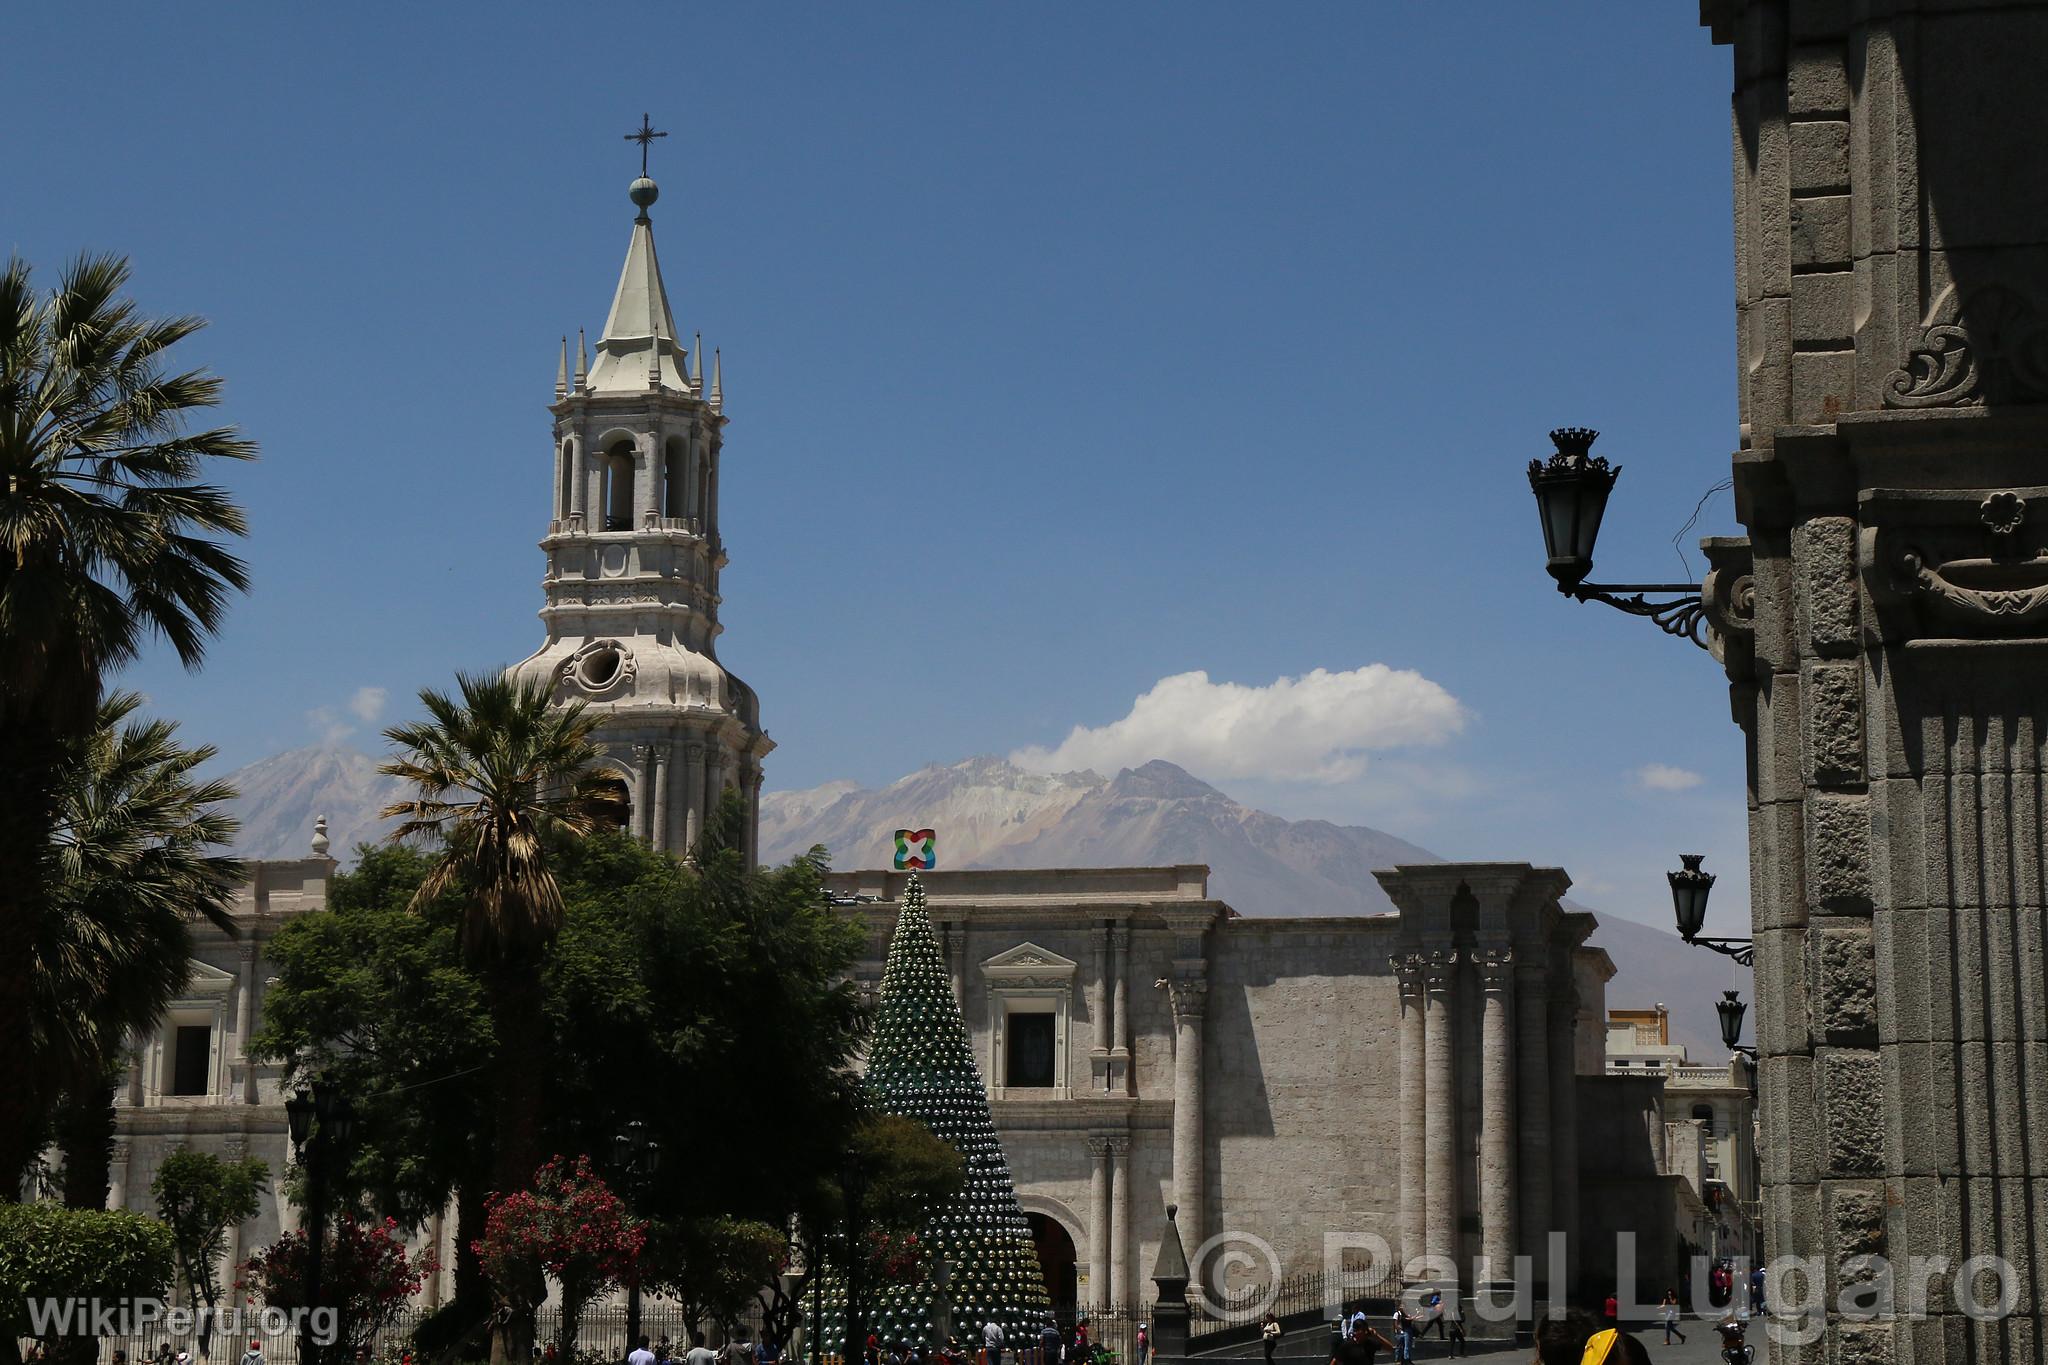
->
[614,1120,662,1352]
[1715,990,1760,1063]
[1668,854,1754,965]
[1526,428,1713,648]
[286,1076,355,1365]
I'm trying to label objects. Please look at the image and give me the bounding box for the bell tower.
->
[510,148,770,863]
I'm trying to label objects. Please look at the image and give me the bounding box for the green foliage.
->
[853,1114,966,1236]
[0,1203,175,1344]
[151,1148,270,1314]
[640,1215,787,1339]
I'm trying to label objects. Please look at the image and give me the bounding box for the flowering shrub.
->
[240,1216,435,1357]
[473,1156,644,1353]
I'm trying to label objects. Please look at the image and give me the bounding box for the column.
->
[1421,948,1458,1280]
[568,438,586,525]
[636,434,659,526]
[1547,993,1580,1300]
[1514,960,1553,1287]
[1090,925,1111,1090]
[1167,975,1207,1260]
[125,1047,143,1107]
[1393,955,1426,1273]
[107,1139,131,1211]
[1476,947,1515,1289]
[743,760,763,867]
[1087,1137,1112,1309]
[682,740,706,856]
[635,744,656,843]
[223,1136,250,1290]
[1109,1137,1131,1308]
[705,746,728,824]
[1110,923,1132,1094]
[650,745,669,853]
[236,941,260,1103]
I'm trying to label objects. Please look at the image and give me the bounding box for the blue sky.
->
[5,4,1754,938]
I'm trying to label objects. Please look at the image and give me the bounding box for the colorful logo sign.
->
[894,828,936,870]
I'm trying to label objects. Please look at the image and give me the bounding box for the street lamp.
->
[287,1076,354,1365]
[1716,990,1759,1061]
[1526,428,1712,647]
[614,1121,661,1351]
[1668,854,1754,965]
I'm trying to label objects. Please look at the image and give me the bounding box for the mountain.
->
[762,755,1739,1055]
[220,745,407,861]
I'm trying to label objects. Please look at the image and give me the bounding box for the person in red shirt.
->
[1602,1293,1619,1326]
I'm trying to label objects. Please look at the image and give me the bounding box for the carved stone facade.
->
[827,862,1654,1313]
[507,176,771,862]
[1698,6,2048,1360]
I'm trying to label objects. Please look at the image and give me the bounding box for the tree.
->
[0,255,254,1185]
[151,1149,270,1336]
[239,1216,434,1363]
[37,694,243,1207]
[472,1156,642,1358]
[378,672,624,1365]
[641,1216,788,1344]
[0,1202,175,1365]
[820,875,1051,1355]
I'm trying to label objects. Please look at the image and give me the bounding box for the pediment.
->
[980,941,1078,981]
[172,958,236,1000]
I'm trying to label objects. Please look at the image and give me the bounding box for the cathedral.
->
[88,165,1719,1344]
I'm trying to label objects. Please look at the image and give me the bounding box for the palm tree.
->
[0,255,253,1186]
[378,671,625,1365]
[37,692,244,1207]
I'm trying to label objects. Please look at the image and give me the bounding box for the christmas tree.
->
[823,873,1053,1354]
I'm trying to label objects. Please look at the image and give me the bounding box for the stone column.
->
[681,740,706,856]
[1547,991,1579,1299]
[1419,948,1460,1283]
[1394,954,1426,1272]
[631,744,654,843]
[1087,1136,1112,1309]
[1109,1136,1131,1308]
[1167,975,1207,1261]
[107,1138,130,1211]
[1110,923,1132,1094]
[1090,925,1111,1090]
[236,941,259,1103]
[568,438,586,524]
[636,435,659,527]
[1513,959,1553,1285]
[1475,947,1515,1290]
[650,744,669,853]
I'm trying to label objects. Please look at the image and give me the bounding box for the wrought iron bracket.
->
[1564,581,1710,649]
[1682,935,1756,967]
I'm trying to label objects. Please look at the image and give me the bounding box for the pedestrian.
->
[686,1333,718,1365]
[1261,1312,1281,1365]
[630,1337,659,1365]
[112,1353,127,1365]
[1071,1319,1089,1365]
[1422,1290,1447,1341]
[1601,1292,1618,1327]
[240,1339,266,1365]
[1038,1321,1060,1365]
[1577,1330,1654,1364]
[1388,1309,1414,1365]
[1330,1320,1391,1365]
[726,1327,756,1365]
[1660,1289,1685,1345]
[1441,1298,1465,1359]
[1133,1324,1148,1365]
[755,1337,782,1365]
[983,1322,1004,1365]
[1749,1264,1767,1314]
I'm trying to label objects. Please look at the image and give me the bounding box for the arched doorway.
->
[1026,1212,1078,1313]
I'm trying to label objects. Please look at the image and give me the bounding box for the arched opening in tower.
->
[1025,1213,1078,1315]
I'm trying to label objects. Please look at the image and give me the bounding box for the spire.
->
[589,175,687,393]
[555,336,568,399]
[575,328,589,390]
[691,331,703,393]
[709,347,723,411]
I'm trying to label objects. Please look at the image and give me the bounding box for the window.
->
[171,1025,212,1097]
[1693,1103,1716,1136]
[559,441,575,519]
[1005,1012,1056,1088]
[603,442,636,531]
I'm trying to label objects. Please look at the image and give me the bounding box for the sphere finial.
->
[629,177,659,212]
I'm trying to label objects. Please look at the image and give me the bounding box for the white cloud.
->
[1636,762,1705,792]
[347,686,388,725]
[305,706,354,746]
[1011,666,1466,785]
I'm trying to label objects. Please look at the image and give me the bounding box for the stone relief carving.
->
[1885,284,2048,408]
[1862,494,2048,638]
[560,639,637,697]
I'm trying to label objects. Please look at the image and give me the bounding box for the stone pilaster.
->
[1109,923,1132,1094]
[1087,1135,1112,1308]
[1090,926,1112,1090]
[107,1139,130,1211]
[649,744,668,852]
[1546,987,1580,1300]
[682,740,706,855]
[236,941,260,1103]
[1475,946,1515,1289]
[634,743,656,843]
[1421,946,1458,1281]
[1166,973,1208,1263]
[1394,953,1427,1271]
[1108,1136,1131,1308]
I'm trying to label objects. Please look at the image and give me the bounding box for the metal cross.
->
[625,113,667,177]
